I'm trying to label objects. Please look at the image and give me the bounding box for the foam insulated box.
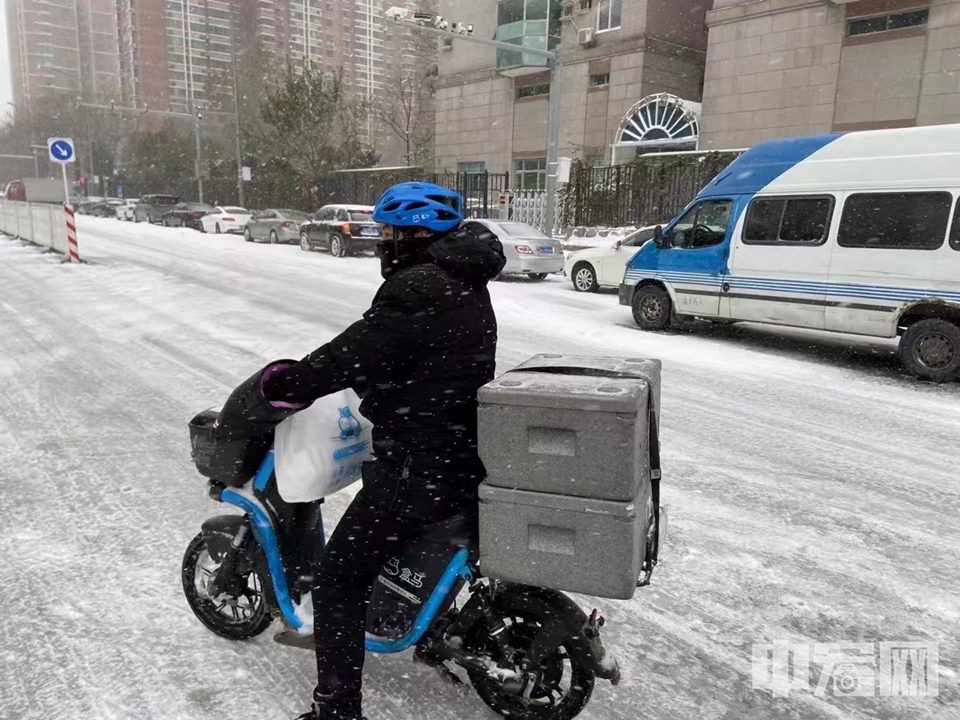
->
[478,354,661,502]
[477,481,647,600]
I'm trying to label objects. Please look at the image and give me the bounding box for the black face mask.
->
[376,231,435,279]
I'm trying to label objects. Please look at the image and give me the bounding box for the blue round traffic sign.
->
[50,139,74,162]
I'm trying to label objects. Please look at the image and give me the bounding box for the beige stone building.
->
[434,0,711,186]
[700,0,960,149]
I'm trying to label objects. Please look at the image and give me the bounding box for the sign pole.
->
[61,162,71,208]
[49,137,79,263]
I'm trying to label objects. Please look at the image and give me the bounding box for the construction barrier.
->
[0,201,71,256]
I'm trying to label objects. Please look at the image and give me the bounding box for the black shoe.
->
[294,698,366,720]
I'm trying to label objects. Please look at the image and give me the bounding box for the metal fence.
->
[0,201,68,254]
[508,190,563,235]
[560,150,743,229]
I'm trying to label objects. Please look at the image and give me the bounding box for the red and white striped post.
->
[65,203,80,263]
[48,137,80,263]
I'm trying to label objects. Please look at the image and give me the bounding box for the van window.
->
[837,193,950,250]
[743,196,833,245]
[950,200,960,251]
[668,199,732,249]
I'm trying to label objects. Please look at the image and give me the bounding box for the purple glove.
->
[260,361,307,410]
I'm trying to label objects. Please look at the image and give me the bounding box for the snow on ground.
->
[0,217,957,720]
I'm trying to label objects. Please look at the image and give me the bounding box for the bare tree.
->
[376,62,437,168]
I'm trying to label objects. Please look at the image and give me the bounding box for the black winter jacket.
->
[262,223,505,521]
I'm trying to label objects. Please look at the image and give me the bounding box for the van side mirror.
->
[653,225,665,247]
[615,239,622,249]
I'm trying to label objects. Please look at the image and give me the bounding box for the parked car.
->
[465,219,563,280]
[200,206,251,234]
[117,198,140,221]
[134,194,180,223]
[563,226,661,293]
[299,204,380,256]
[160,202,214,230]
[88,198,125,217]
[244,208,311,244]
[75,197,105,215]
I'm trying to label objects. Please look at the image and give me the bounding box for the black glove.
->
[213,359,303,441]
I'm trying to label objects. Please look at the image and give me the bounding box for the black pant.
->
[311,489,429,706]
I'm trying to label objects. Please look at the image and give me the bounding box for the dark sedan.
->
[160,202,214,230]
[299,204,381,257]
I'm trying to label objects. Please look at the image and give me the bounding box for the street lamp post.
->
[383,12,564,239]
[195,112,204,203]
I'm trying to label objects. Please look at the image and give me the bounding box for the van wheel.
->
[899,318,960,383]
[632,285,672,331]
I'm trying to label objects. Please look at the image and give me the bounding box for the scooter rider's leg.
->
[302,489,424,720]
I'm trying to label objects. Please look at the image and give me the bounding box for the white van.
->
[619,125,960,382]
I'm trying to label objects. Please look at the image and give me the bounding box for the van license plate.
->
[361,227,379,236]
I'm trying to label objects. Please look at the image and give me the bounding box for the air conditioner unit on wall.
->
[577,27,595,46]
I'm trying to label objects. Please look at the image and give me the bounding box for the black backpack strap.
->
[637,407,661,588]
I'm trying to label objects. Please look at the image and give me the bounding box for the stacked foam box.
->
[477,354,661,600]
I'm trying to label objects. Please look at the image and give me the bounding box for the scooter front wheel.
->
[181,532,273,640]
[465,603,595,720]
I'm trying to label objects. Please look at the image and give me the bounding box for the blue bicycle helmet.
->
[372,182,463,233]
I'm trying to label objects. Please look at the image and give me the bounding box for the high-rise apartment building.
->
[240,0,432,162]
[6,0,83,108]
[6,0,433,164]
[76,0,121,102]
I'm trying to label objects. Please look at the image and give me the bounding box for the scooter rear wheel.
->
[465,604,595,720]
[181,532,273,640]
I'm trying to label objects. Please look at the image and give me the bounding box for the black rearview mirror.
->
[653,225,664,247]
[615,239,622,249]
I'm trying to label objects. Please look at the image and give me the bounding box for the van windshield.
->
[669,199,732,249]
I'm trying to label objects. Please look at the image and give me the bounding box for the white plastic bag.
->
[274,389,374,503]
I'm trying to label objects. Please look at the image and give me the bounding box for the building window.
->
[459,161,487,174]
[847,8,929,37]
[589,72,609,87]
[496,0,562,70]
[517,82,550,98]
[837,192,950,250]
[598,0,622,32]
[515,158,546,191]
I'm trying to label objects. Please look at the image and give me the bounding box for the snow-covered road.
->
[0,217,957,720]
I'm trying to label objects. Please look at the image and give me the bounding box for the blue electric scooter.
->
[182,409,621,719]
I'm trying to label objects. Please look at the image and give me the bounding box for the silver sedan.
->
[465,219,563,280]
[244,208,311,244]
